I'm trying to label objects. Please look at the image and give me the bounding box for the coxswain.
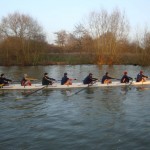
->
[136,71,148,82]
[101,72,114,84]
[121,71,133,83]
[0,73,12,86]
[21,74,32,86]
[83,73,98,85]
[42,73,56,85]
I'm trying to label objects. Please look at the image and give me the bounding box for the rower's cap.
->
[44,73,48,76]
[140,70,143,73]
[1,73,4,77]
[64,73,67,76]
[106,72,108,75]
[124,71,127,74]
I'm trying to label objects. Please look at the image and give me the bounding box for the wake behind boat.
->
[1,80,150,90]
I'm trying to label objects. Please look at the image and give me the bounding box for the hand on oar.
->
[69,78,77,81]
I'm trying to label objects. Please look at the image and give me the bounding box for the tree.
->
[0,12,45,41]
[73,24,90,52]
[0,12,47,65]
[54,30,68,47]
[81,8,130,64]
[143,32,150,50]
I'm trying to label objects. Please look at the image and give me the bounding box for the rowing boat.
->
[1,80,150,90]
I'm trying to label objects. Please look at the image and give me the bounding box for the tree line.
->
[0,9,150,66]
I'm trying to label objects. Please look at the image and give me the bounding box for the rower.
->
[61,73,76,85]
[42,73,56,85]
[101,72,114,84]
[0,73,12,86]
[121,71,133,83]
[21,74,32,86]
[83,73,98,85]
[136,71,148,82]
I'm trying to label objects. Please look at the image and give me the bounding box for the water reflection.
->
[94,87,127,113]
[0,90,5,96]
[85,88,95,94]
[120,86,132,95]
[135,86,150,91]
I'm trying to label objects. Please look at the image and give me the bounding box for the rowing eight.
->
[0,80,150,90]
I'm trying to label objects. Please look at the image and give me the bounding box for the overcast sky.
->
[1,0,150,43]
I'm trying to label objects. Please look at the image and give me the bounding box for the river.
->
[0,65,150,150]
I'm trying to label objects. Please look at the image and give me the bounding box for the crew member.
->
[83,73,98,84]
[121,71,133,83]
[0,73,12,86]
[61,73,76,85]
[101,72,114,84]
[42,73,56,85]
[136,71,148,82]
[21,74,32,86]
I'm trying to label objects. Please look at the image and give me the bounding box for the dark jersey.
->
[0,77,12,84]
[101,75,113,84]
[136,74,148,82]
[121,75,132,83]
[42,76,55,85]
[61,76,69,85]
[83,75,97,84]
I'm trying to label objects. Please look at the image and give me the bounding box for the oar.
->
[67,81,97,97]
[16,85,47,100]
[26,78,38,81]
[112,78,120,80]
[124,79,133,90]
[24,85,47,97]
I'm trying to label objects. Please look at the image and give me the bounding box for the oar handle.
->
[69,78,77,80]
[56,78,77,82]
[26,78,38,81]
[112,78,120,80]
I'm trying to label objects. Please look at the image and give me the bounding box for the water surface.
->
[0,65,150,150]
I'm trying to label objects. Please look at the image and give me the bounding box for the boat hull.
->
[1,81,150,90]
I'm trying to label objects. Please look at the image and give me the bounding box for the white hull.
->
[1,80,150,90]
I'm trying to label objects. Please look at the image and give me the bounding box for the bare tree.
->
[0,12,45,41]
[0,12,46,65]
[82,8,130,64]
[140,27,150,65]
[54,30,68,47]
[73,24,89,52]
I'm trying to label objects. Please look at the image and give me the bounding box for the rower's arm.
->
[5,78,12,82]
[92,78,98,81]
[49,78,56,81]
[143,75,148,78]
[129,77,133,80]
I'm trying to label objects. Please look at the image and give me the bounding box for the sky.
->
[0,0,150,43]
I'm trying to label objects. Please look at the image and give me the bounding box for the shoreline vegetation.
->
[0,52,148,66]
[1,10,150,66]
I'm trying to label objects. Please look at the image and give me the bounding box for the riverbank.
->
[0,53,149,66]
